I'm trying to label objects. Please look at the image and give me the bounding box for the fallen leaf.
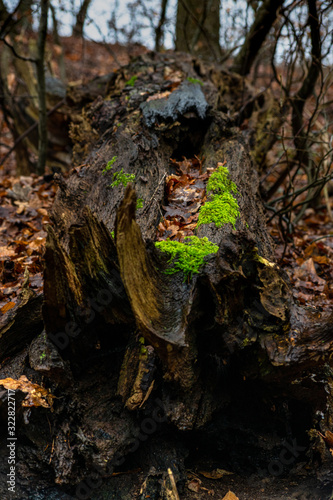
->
[0,246,16,258]
[188,478,201,492]
[0,375,55,409]
[293,258,326,285]
[222,491,239,500]
[1,301,16,313]
[147,91,171,101]
[320,430,333,448]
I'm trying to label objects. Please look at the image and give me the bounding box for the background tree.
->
[72,0,93,37]
[175,0,222,61]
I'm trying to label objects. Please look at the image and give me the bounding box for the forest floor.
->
[0,37,333,500]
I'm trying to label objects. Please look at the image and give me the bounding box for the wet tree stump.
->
[0,52,333,499]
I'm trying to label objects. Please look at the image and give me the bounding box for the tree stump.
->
[1,52,332,499]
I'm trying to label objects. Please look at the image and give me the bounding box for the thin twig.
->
[142,173,166,215]
[0,37,36,63]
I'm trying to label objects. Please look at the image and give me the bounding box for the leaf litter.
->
[156,155,210,241]
[0,174,57,315]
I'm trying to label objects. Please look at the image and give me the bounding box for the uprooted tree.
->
[1,50,333,499]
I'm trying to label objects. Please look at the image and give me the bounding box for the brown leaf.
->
[1,301,16,314]
[37,208,48,216]
[147,91,171,102]
[321,430,333,448]
[222,491,239,500]
[293,258,326,285]
[0,246,16,258]
[0,376,55,409]
[187,478,201,492]
[312,255,331,265]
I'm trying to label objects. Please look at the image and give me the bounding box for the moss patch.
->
[110,169,136,188]
[155,236,218,279]
[102,156,117,174]
[125,75,138,87]
[197,165,240,229]
[187,77,203,86]
[197,192,240,229]
[206,165,238,195]
[136,198,144,210]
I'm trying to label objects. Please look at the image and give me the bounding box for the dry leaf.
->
[0,376,55,409]
[320,430,333,448]
[188,478,201,492]
[0,246,16,258]
[222,491,239,500]
[1,301,16,314]
[147,91,171,102]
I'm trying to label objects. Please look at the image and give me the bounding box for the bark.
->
[0,0,8,29]
[0,52,332,499]
[0,288,43,359]
[50,2,67,82]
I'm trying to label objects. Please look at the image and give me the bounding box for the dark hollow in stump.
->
[0,52,332,499]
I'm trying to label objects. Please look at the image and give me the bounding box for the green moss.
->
[102,156,118,174]
[110,230,115,238]
[40,352,46,362]
[187,77,203,86]
[197,165,240,229]
[197,193,240,229]
[109,169,135,188]
[206,166,238,195]
[136,198,143,209]
[125,75,138,87]
[155,236,218,279]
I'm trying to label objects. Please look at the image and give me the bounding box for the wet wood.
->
[0,51,332,499]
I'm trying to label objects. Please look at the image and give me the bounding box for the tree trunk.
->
[73,0,93,38]
[0,52,333,499]
[176,0,221,61]
[36,0,49,175]
[231,0,284,76]
[155,0,169,51]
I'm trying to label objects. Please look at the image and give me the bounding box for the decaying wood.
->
[0,51,332,499]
